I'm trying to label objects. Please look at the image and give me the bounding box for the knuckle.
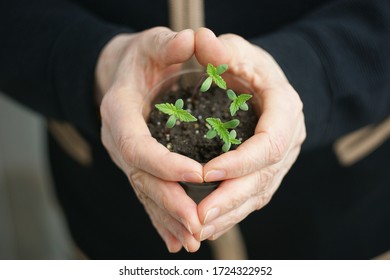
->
[99,97,109,121]
[239,154,257,176]
[208,234,218,241]
[266,132,288,164]
[254,167,278,191]
[261,191,273,206]
[299,118,307,145]
[254,192,272,210]
[224,197,242,213]
[149,26,171,35]
[299,129,307,145]
[129,169,143,187]
[252,168,278,210]
[118,135,139,167]
[219,33,245,44]
[160,212,172,228]
[151,28,175,46]
[160,192,170,211]
[129,171,148,201]
[135,189,148,205]
[100,130,110,150]
[99,89,117,122]
[230,210,243,225]
[282,83,303,110]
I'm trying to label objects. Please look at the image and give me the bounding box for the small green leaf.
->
[222,142,231,153]
[239,103,249,111]
[166,115,176,128]
[206,118,243,152]
[223,119,240,129]
[216,64,228,75]
[205,117,220,127]
[200,76,212,92]
[229,130,241,145]
[213,75,227,90]
[227,89,237,101]
[155,103,177,115]
[206,63,217,77]
[206,118,230,145]
[175,99,184,109]
[229,93,253,116]
[177,110,197,122]
[205,63,227,90]
[155,100,197,128]
[206,129,217,139]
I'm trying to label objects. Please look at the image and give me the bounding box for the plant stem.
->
[191,73,207,102]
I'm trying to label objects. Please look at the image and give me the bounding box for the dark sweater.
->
[1,0,389,259]
[0,0,389,149]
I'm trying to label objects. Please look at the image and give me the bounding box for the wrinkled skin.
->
[96,26,306,253]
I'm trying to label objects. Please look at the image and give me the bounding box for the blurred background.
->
[0,93,76,259]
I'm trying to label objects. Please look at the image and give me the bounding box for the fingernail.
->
[205,170,226,182]
[181,218,193,235]
[182,172,203,183]
[203,208,220,224]
[200,225,215,241]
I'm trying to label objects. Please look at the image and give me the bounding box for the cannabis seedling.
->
[205,118,242,152]
[200,63,228,92]
[155,99,197,128]
[154,63,253,152]
[227,89,253,116]
[199,64,252,151]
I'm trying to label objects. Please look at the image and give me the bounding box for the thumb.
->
[142,27,195,66]
[195,27,233,66]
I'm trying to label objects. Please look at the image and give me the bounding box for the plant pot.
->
[146,68,257,203]
[178,181,221,204]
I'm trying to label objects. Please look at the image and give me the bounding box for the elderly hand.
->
[194,28,306,241]
[96,27,204,253]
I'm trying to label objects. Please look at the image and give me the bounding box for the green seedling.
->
[200,63,228,92]
[155,99,197,128]
[205,118,242,152]
[155,63,252,152]
[227,89,253,116]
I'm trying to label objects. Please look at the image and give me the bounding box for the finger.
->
[198,166,277,228]
[142,27,195,66]
[102,121,204,238]
[207,171,287,242]
[195,28,232,66]
[129,168,203,236]
[100,88,204,183]
[137,185,183,253]
[204,85,303,182]
[105,121,203,252]
[197,144,303,239]
[196,167,285,242]
[149,216,183,253]
[142,192,201,252]
[195,27,254,72]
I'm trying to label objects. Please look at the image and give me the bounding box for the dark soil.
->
[147,86,258,163]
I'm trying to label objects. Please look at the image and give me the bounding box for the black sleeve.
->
[0,0,132,140]
[252,0,390,151]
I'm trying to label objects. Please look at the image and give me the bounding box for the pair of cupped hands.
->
[95,27,306,253]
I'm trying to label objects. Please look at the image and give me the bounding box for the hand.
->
[194,28,306,241]
[96,27,204,253]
